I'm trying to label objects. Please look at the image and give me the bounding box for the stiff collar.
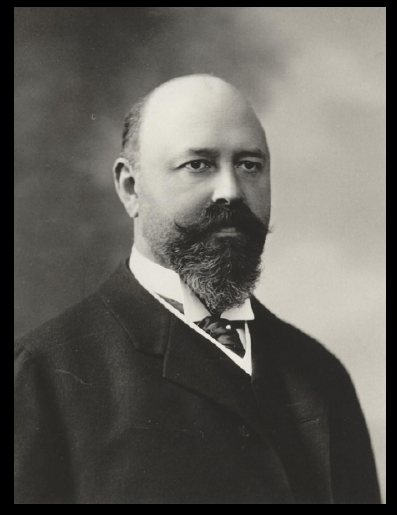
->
[129,246,255,323]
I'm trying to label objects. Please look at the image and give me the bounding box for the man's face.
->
[136,80,271,257]
[131,77,271,312]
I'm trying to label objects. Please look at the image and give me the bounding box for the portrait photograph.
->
[14,7,386,504]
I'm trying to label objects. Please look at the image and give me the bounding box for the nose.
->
[211,166,243,204]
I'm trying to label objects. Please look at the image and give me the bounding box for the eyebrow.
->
[234,149,268,160]
[172,147,268,163]
[176,148,220,160]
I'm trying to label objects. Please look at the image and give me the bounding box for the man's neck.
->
[133,231,170,269]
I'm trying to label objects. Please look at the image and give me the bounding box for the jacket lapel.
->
[163,313,296,502]
[99,261,171,356]
[99,263,295,499]
[163,310,265,435]
[99,262,268,437]
[249,298,333,503]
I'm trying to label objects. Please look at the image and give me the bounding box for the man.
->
[14,75,381,504]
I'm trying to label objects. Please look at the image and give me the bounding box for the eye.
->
[183,160,212,172]
[237,161,263,173]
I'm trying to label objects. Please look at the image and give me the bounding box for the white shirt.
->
[129,246,254,375]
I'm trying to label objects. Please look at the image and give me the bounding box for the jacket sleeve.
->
[14,341,74,504]
[328,365,381,504]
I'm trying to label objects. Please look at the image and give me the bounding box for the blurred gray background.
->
[14,7,386,501]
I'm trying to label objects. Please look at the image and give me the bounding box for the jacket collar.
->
[99,262,328,426]
[99,261,170,356]
[99,262,267,436]
[99,262,331,503]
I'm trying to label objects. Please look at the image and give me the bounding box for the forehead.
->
[139,82,268,164]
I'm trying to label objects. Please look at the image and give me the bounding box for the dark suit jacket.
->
[14,262,381,504]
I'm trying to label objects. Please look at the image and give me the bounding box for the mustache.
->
[174,201,270,240]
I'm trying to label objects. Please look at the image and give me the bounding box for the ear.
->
[113,157,140,219]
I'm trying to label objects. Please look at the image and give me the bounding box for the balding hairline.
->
[120,75,263,169]
[121,76,218,167]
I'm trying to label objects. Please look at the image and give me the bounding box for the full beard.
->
[160,201,270,315]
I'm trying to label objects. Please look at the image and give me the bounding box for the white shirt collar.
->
[129,246,255,323]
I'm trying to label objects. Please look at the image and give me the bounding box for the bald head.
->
[121,75,267,169]
[143,74,259,126]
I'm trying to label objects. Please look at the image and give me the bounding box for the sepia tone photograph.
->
[14,7,386,504]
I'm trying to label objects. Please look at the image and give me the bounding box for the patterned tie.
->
[160,296,246,358]
[196,315,246,358]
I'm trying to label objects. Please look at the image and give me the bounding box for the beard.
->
[152,200,270,315]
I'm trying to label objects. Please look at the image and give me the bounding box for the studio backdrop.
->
[14,7,386,501]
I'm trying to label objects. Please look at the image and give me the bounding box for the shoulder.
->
[14,262,155,384]
[15,291,112,359]
[251,297,352,390]
[14,262,144,360]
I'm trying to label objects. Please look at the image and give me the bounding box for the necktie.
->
[196,315,246,358]
[160,296,246,358]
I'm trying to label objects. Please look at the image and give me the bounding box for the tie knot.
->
[196,316,245,358]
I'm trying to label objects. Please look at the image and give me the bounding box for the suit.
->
[14,262,381,504]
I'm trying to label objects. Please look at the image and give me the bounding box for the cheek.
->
[244,180,271,220]
[140,180,208,224]
[171,196,208,226]
[163,177,210,211]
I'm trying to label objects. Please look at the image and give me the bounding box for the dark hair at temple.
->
[121,96,149,169]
